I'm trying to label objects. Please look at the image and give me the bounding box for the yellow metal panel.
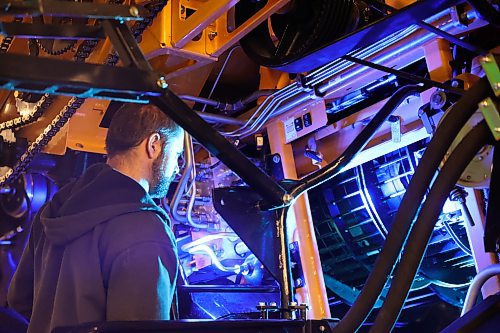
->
[267,118,331,319]
[424,38,453,83]
[206,0,291,57]
[171,0,239,48]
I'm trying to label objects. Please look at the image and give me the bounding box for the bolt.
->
[295,278,303,285]
[129,6,139,17]
[451,80,460,87]
[495,127,500,133]
[156,76,168,89]
[208,31,218,40]
[282,193,294,204]
[480,100,489,108]
[319,325,326,332]
[272,155,281,163]
[495,82,500,90]
[481,55,492,63]
[290,301,298,307]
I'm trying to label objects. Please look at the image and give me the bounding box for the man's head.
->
[106,104,184,198]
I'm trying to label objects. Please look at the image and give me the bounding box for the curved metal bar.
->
[462,264,500,315]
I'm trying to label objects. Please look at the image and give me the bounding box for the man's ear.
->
[146,133,162,160]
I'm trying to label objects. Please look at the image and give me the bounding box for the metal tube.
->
[314,8,481,95]
[462,264,500,315]
[170,134,209,229]
[341,54,465,95]
[184,145,210,229]
[170,132,194,222]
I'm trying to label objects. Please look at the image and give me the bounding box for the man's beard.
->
[149,151,174,198]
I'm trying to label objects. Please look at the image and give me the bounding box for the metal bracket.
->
[478,97,500,141]
[341,54,465,95]
[480,54,500,97]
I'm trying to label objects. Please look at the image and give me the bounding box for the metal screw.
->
[319,325,326,332]
[480,100,489,107]
[156,76,168,89]
[208,31,218,40]
[495,82,500,90]
[129,6,139,17]
[273,155,281,163]
[495,127,500,133]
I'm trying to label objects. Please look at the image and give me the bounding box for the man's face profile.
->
[149,131,184,198]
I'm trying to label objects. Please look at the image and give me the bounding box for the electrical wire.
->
[369,121,493,333]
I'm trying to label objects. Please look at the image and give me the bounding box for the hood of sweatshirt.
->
[41,163,169,246]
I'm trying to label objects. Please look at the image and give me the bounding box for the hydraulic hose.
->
[333,76,493,333]
[369,121,493,333]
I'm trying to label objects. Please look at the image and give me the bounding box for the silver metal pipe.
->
[170,133,194,222]
[169,133,208,229]
[461,264,500,315]
[316,10,481,95]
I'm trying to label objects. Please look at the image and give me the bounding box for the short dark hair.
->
[105,104,182,158]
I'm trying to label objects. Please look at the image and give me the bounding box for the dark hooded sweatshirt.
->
[7,163,178,333]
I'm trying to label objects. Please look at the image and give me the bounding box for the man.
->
[7,103,184,333]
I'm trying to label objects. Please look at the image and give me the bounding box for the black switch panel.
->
[294,117,303,131]
[303,112,312,127]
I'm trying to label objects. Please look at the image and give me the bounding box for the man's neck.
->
[107,156,150,194]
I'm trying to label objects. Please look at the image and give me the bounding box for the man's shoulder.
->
[99,210,175,257]
[100,210,174,249]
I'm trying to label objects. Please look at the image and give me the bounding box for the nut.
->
[156,76,168,89]
[129,6,139,17]
[208,31,218,40]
